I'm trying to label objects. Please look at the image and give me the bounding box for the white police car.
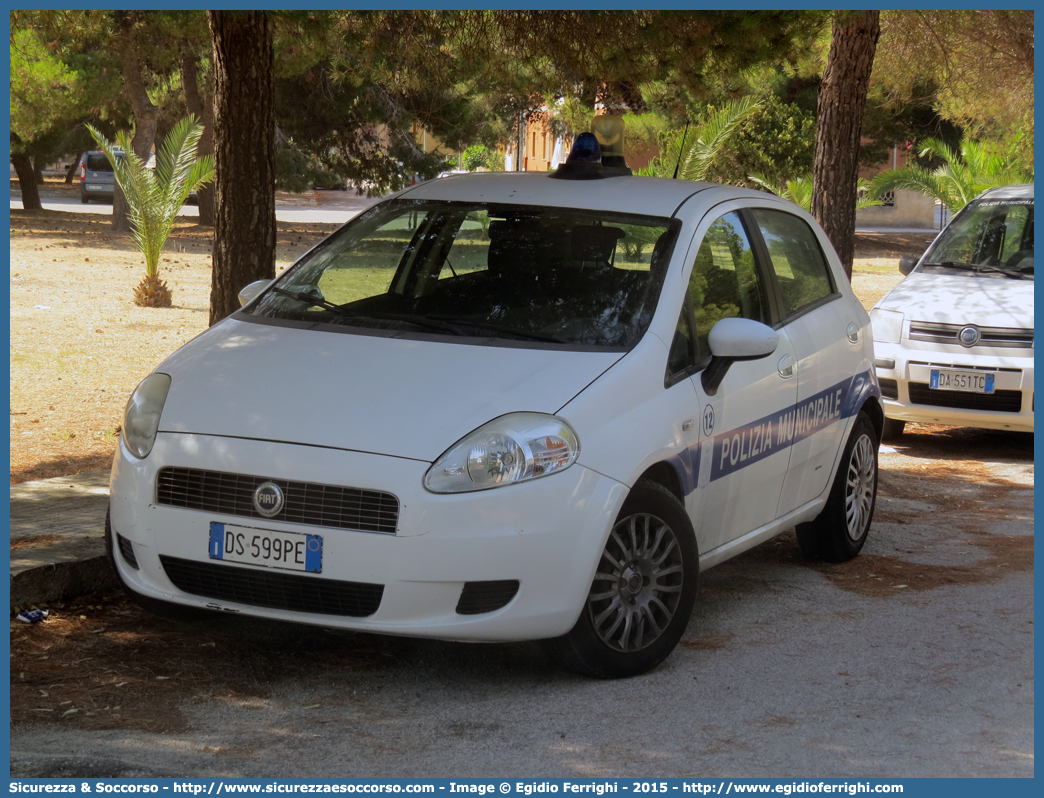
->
[871,185,1033,439]
[109,123,882,677]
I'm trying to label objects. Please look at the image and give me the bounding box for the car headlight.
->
[122,373,171,459]
[424,413,580,494]
[869,308,904,344]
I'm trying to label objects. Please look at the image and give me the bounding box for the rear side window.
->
[86,154,114,172]
[750,209,835,316]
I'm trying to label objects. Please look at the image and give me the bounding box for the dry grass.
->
[9,210,928,485]
[10,209,338,484]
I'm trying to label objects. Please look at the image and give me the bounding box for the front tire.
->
[796,411,878,562]
[546,480,698,678]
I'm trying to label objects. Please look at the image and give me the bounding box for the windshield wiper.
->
[921,261,1031,279]
[330,309,467,336]
[427,315,569,343]
[272,286,340,312]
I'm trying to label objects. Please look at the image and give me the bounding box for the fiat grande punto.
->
[108,135,883,677]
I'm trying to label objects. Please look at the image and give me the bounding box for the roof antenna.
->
[672,121,690,180]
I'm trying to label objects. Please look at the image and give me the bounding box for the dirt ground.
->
[8,204,935,485]
[9,426,1033,775]
[9,208,335,484]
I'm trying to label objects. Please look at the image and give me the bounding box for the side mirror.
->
[701,318,779,396]
[238,279,272,307]
[898,255,918,276]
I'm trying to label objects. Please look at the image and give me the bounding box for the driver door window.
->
[687,212,767,362]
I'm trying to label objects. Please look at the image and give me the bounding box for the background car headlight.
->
[869,308,905,344]
[123,373,171,459]
[424,412,580,493]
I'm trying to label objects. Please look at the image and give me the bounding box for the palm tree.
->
[637,97,763,182]
[88,116,214,307]
[866,137,1031,213]
[748,174,882,214]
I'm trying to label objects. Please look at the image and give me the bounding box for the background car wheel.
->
[80,196,89,204]
[881,417,906,441]
[545,479,698,678]
[105,510,210,622]
[796,411,878,562]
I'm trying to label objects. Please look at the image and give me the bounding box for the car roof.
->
[977,184,1033,201]
[395,171,766,219]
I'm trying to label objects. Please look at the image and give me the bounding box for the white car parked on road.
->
[108,132,883,677]
[871,185,1033,439]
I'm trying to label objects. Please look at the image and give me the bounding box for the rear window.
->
[86,154,114,172]
[246,200,679,349]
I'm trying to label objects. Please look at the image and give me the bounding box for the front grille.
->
[160,556,383,617]
[879,378,898,400]
[456,580,520,615]
[117,533,139,570]
[908,383,1024,413]
[156,467,399,534]
[908,321,1034,349]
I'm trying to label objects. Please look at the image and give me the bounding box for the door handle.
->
[778,354,796,379]
[847,322,860,344]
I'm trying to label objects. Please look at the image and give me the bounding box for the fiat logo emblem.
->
[958,326,981,347]
[253,481,284,517]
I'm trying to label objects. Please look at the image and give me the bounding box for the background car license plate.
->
[209,522,322,573]
[930,368,995,394]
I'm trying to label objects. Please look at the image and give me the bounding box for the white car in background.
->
[871,185,1033,439]
[108,130,883,677]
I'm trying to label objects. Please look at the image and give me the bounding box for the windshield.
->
[246,200,679,349]
[923,198,1033,278]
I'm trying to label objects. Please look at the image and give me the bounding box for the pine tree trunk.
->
[181,50,216,227]
[811,10,880,281]
[33,159,44,184]
[12,153,41,210]
[113,11,159,233]
[65,153,81,184]
[197,84,217,228]
[208,10,276,325]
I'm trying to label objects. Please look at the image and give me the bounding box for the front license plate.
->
[930,368,995,394]
[208,522,322,573]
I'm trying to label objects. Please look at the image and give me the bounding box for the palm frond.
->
[680,97,763,182]
[88,118,213,287]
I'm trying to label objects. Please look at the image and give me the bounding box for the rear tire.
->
[80,195,89,204]
[545,480,698,678]
[105,509,210,622]
[881,417,906,441]
[796,411,878,562]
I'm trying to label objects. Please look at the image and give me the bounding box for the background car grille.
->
[908,322,1034,349]
[908,383,1024,413]
[455,580,520,615]
[156,467,399,534]
[160,556,384,617]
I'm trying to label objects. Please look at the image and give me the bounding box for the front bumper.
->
[109,433,627,641]
[873,341,1034,432]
